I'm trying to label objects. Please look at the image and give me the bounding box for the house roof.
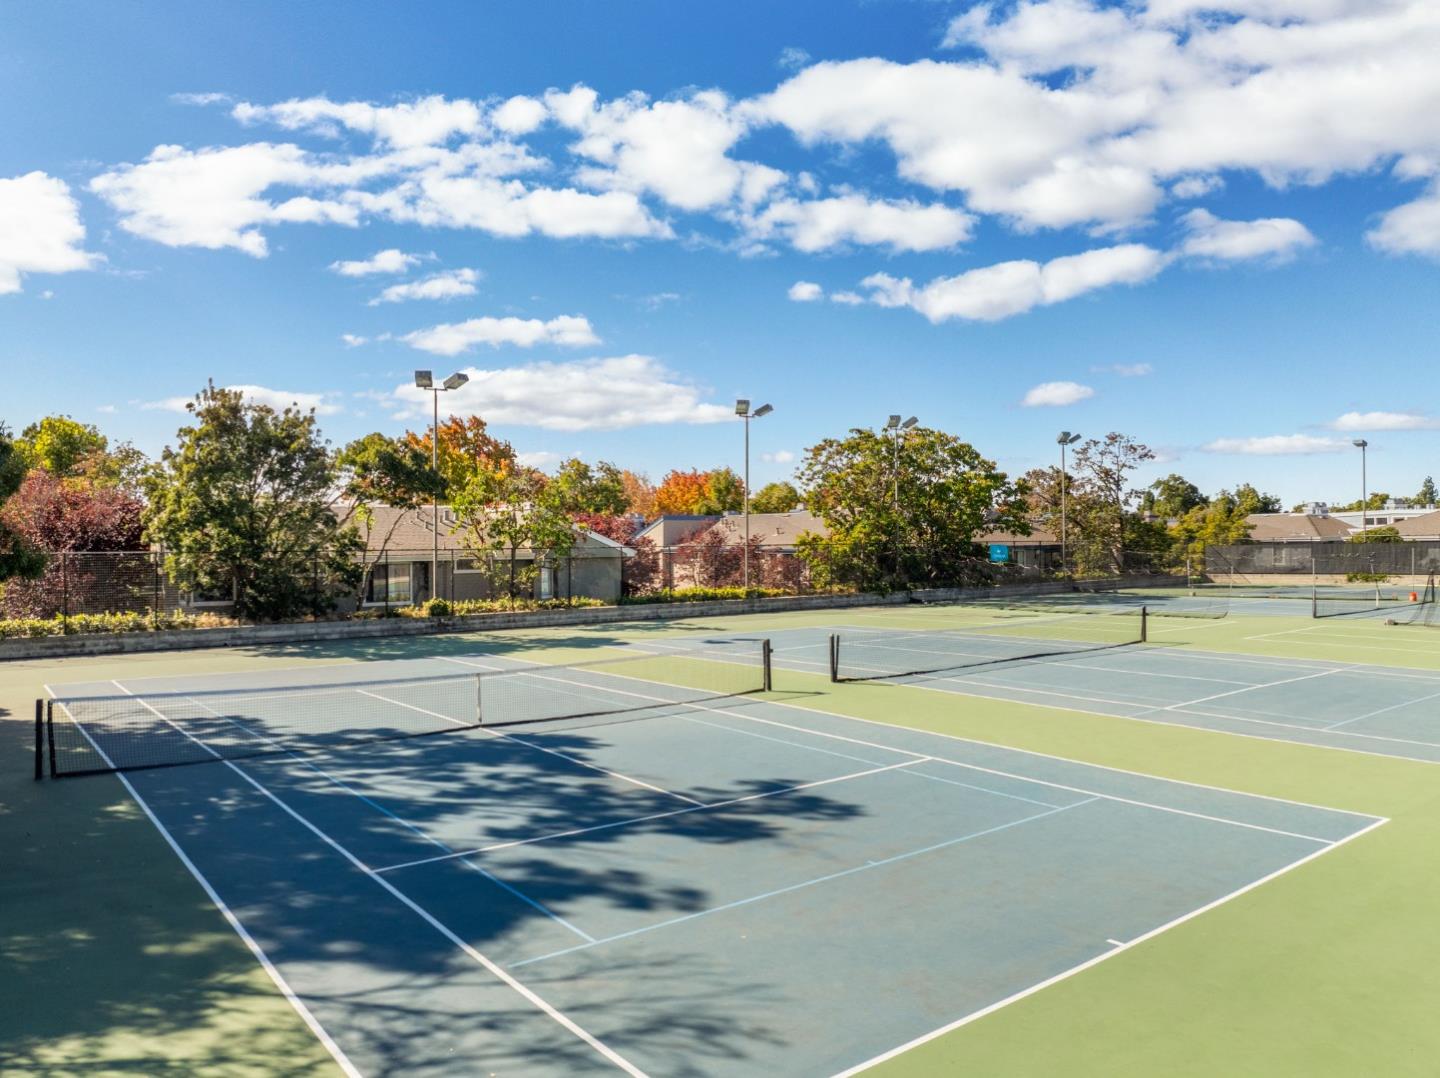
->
[1390,509,1440,537]
[632,515,721,547]
[339,504,630,556]
[695,511,828,549]
[977,525,1057,545]
[1243,513,1355,541]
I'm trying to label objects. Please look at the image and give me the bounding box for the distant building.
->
[1243,514,1355,542]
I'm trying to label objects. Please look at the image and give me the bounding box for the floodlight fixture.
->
[1352,439,1368,448]
[1057,430,1081,445]
[735,398,750,416]
[901,416,918,430]
[753,403,773,418]
[443,372,469,391]
[414,370,434,389]
[886,415,901,429]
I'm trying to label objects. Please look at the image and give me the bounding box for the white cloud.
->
[1367,183,1440,259]
[96,404,117,414]
[0,172,98,294]
[516,449,562,468]
[386,354,735,430]
[171,92,231,107]
[788,280,823,302]
[1331,410,1440,432]
[1171,175,1223,200]
[1022,381,1095,407]
[638,291,681,310]
[492,96,548,135]
[830,291,865,305]
[329,248,421,276]
[1203,434,1351,455]
[762,450,796,464]
[778,47,812,71]
[856,243,1166,323]
[1180,209,1316,262]
[90,143,358,256]
[143,384,343,415]
[1092,362,1153,376]
[340,333,368,347]
[399,314,599,356]
[234,94,483,148]
[746,194,974,253]
[369,267,480,305]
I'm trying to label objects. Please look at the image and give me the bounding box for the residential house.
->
[1243,514,1355,542]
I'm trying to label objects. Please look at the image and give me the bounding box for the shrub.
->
[423,597,453,617]
[395,596,607,618]
[620,586,787,605]
[0,610,210,639]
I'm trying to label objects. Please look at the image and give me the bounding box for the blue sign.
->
[988,543,1011,563]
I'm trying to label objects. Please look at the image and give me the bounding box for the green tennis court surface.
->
[7,601,1440,1075]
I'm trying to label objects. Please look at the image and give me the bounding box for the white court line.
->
[831,814,1389,1077]
[1325,687,1440,730]
[509,799,1097,971]
[1105,938,1126,947]
[106,680,649,1077]
[1141,669,1342,715]
[42,688,365,1078]
[374,760,925,874]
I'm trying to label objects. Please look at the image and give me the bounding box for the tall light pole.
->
[1057,431,1081,575]
[415,370,470,602]
[886,415,918,507]
[1352,438,1369,532]
[736,399,773,593]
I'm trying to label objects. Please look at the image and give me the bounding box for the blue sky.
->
[2,0,1438,506]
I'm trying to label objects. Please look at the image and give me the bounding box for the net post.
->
[1140,606,1147,644]
[475,673,484,726]
[762,639,772,692]
[34,699,43,780]
[828,634,840,682]
[46,700,57,779]
[1312,586,1319,619]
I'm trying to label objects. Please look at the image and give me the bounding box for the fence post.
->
[34,699,43,781]
[153,552,162,628]
[61,551,69,633]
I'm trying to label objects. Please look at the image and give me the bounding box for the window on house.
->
[367,563,412,604]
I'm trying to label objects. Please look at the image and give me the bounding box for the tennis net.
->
[828,609,1146,683]
[44,641,770,777]
[1312,574,1437,619]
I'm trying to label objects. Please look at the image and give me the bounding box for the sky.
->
[2,0,1438,507]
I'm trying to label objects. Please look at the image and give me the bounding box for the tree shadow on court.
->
[43,699,886,1073]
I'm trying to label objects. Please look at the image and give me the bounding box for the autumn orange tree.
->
[654,469,712,514]
[404,415,517,498]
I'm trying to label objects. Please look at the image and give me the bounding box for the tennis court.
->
[38,642,1381,1076]
[720,610,1440,764]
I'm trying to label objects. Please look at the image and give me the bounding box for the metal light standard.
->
[1352,438,1369,532]
[414,370,470,603]
[886,415,918,583]
[736,399,773,592]
[1057,431,1081,575]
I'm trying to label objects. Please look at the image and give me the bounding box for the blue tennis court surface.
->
[47,650,1380,1076]
[664,623,1440,764]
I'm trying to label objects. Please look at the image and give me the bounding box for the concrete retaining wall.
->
[0,574,1174,661]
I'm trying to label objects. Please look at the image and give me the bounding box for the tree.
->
[620,470,657,518]
[795,426,1029,591]
[1332,492,1389,512]
[143,383,362,621]
[1418,477,1438,507]
[0,470,147,617]
[1233,484,1282,514]
[654,469,713,514]
[403,414,517,498]
[697,468,744,514]
[548,458,628,516]
[452,468,577,602]
[1065,433,1156,574]
[336,432,445,604]
[17,415,108,477]
[1140,474,1205,519]
[1348,526,1403,543]
[0,424,47,586]
[750,481,801,514]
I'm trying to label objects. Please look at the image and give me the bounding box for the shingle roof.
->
[1390,509,1440,538]
[1243,513,1355,541]
[696,511,828,549]
[337,504,628,555]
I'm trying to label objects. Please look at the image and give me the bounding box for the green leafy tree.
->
[1348,526,1403,544]
[1417,477,1438,506]
[1333,492,1389,512]
[548,458,628,516]
[750,481,801,514]
[1233,484,1282,514]
[336,432,445,602]
[795,426,1029,591]
[404,414,517,499]
[696,468,745,514]
[1140,474,1205,518]
[452,468,577,602]
[17,416,108,477]
[1065,433,1156,575]
[0,424,47,584]
[143,383,362,620]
